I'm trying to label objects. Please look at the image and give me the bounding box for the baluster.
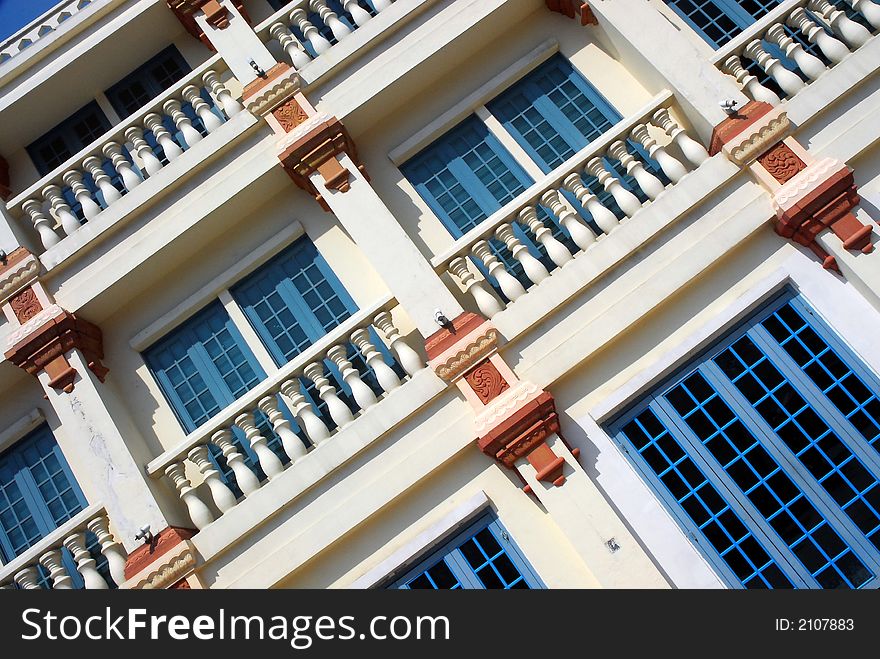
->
[212,429,261,496]
[608,141,665,200]
[310,0,352,40]
[586,157,642,218]
[743,39,805,97]
[846,0,880,29]
[279,379,331,445]
[290,8,333,54]
[103,142,142,192]
[63,532,110,589]
[188,444,238,513]
[165,461,215,530]
[765,23,827,80]
[182,85,224,134]
[163,98,203,147]
[42,184,81,235]
[39,549,74,589]
[351,328,402,393]
[808,0,872,47]
[124,126,164,177]
[83,156,122,205]
[719,54,782,105]
[630,124,688,183]
[471,240,526,302]
[144,113,184,161]
[327,345,378,411]
[344,0,372,26]
[62,170,103,220]
[22,199,61,249]
[653,108,709,168]
[13,566,42,590]
[373,311,425,377]
[85,513,127,586]
[269,22,313,69]
[203,70,243,118]
[519,206,572,267]
[495,223,550,286]
[258,394,308,462]
[234,411,285,479]
[303,361,355,427]
[372,0,393,10]
[788,7,850,63]
[447,257,505,319]
[557,176,613,238]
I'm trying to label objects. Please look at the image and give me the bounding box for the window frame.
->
[25,101,112,177]
[608,288,880,589]
[104,45,192,120]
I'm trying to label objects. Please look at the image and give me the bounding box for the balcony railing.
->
[714,0,879,105]
[257,0,395,71]
[146,296,425,531]
[0,504,126,590]
[431,92,709,319]
[8,54,244,254]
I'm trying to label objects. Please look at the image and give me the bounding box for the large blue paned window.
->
[105,46,192,119]
[0,425,86,565]
[609,290,880,588]
[663,0,783,48]
[388,514,544,589]
[26,102,112,177]
[231,237,357,366]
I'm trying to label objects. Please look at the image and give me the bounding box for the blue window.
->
[663,0,783,48]
[105,46,192,119]
[231,238,358,366]
[26,102,112,176]
[608,290,880,588]
[388,514,544,589]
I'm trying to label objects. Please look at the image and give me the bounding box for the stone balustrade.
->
[8,58,243,253]
[260,0,395,69]
[0,0,104,65]
[0,504,126,590]
[432,92,709,319]
[146,297,424,531]
[714,0,879,105]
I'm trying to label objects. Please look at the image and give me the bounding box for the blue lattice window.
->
[608,289,880,588]
[144,301,293,488]
[663,0,783,48]
[388,514,544,589]
[26,102,112,176]
[105,46,192,119]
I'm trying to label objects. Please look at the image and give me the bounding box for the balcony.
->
[146,295,430,540]
[432,92,711,320]
[6,55,252,268]
[0,504,126,589]
[714,0,880,106]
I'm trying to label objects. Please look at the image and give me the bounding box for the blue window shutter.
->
[26,101,112,177]
[0,426,87,564]
[663,0,783,48]
[105,46,192,119]
[609,289,880,589]
[389,513,544,589]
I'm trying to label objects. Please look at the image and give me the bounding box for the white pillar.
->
[308,153,465,337]
[194,1,277,86]
[40,350,169,551]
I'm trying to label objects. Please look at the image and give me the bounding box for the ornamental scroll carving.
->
[464,360,509,405]
[9,288,42,323]
[272,99,309,132]
[758,143,806,184]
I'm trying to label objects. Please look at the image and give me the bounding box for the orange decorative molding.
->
[546,0,597,25]
[425,313,499,383]
[719,106,791,167]
[709,101,776,157]
[463,359,509,405]
[242,63,300,117]
[757,142,806,184]
[0,247,40,303]
[4,306,108,393]
[9,287,42,323]
[278,114,367,211]
[201,0,230,29]
[425,312,489,360]
[166,0,250,49]
[0,153,10,201]
[772,158,874,272]
[121,527,199,590]
[272,98,310,132]
[477,390,567,487]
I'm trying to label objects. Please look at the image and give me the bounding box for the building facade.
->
[0,0,879,590]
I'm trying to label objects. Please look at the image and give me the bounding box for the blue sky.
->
[0,0,64,42]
